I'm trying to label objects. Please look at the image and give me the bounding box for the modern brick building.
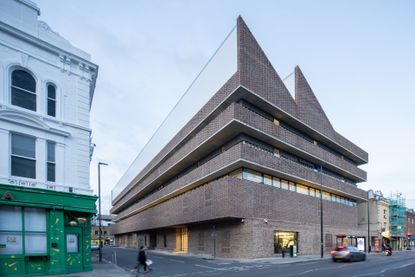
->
[110,17,368,258]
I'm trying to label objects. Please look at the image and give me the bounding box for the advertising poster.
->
[357,237,365,251]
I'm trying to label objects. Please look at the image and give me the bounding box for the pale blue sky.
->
[36,0,415,213]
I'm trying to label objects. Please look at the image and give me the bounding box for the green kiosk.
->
[0,184,97,276]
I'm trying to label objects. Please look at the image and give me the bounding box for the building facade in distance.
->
[91,215,115,245]
[111,17,368,258]
[358,190,389,252]
[405,208,415,248]
[388,193,406,251]
[0,0,98,275]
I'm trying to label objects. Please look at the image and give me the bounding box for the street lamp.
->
[367,190,375,253]
[98,162,108,263]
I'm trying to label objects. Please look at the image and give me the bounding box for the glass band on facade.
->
[111,25,238,201]
[230,168,357,207]
[241,134,357,186]
[124,134,359,209]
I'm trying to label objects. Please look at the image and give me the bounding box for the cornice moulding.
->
[0,110,71,137]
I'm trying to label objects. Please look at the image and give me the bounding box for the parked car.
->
[331,246,366,262]
[91,242,100,251]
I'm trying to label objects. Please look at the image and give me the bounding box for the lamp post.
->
[98,162,108,263]
[367,190,375,253]
[319,165,324,258]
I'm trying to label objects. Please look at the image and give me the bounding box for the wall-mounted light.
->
[77,217,87,224]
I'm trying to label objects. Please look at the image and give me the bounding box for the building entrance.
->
[65,227,83,273]
[274,231,298,255]
[176,227,188,253]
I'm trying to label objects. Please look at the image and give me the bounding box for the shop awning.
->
[381,231,391,239]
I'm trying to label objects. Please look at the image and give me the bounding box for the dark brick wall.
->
[237,17,297,117]
[112,103,237,213]
[113,176,365,257]
[234,103,366,180]
[113,101,366,214]
[295,66,336,140]
[406,211,415,237]
[112,73,240,205]
[239,143,368,199]
[112,176,361,234]
[114,18,367,208]
[236,17,367,161]
[112,17,370,259]
[114,141,366,221]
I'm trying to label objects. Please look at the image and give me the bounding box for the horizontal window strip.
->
[230,167,357,207]
[238,100,358,166]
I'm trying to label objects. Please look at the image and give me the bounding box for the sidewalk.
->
[42,256,130,277]
[147,248,412,265]
[148,248,331,265]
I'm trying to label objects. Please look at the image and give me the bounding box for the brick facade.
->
[111,17,368,258]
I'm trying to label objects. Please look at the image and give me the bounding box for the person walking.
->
[136,246,150,274]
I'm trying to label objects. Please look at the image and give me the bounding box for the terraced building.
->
[110,17,368,258]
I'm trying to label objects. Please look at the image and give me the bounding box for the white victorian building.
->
[0,0,98,194]
[0,1,99,276]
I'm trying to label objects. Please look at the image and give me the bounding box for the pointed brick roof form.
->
[295,66,335,138]
[237,16,297,116]
[236,16,367,161]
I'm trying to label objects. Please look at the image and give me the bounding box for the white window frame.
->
[10,132,37,180]
[46,140,56,182]
[46,83,57,118]
[10,68,37,112]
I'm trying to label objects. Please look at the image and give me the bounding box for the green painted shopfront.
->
[0,184,97,276]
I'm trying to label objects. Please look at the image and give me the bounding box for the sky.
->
[35,0,415,214]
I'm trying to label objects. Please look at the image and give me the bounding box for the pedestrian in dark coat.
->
[137,246,148,272]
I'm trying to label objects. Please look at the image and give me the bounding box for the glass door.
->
[175,227,188,253]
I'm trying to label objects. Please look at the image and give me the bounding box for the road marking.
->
[299,261,320,265]
[298,269,315,275]
[194,264,219,270]
[169,258,185,263]
[353,261,415,277]
[398,262,415,268]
